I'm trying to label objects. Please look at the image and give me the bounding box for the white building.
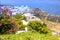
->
[1,5,32,15]
[23,13,36,20]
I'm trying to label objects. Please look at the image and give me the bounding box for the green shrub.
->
[0,19,19,34]
[14,14,26,20]
[0,10,19,34]
[12,17,23,25]
[12,17,26,30]
[19,25,26,30]
[28,21,51,34]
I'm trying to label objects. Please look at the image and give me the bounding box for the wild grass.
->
[0,32,59,40]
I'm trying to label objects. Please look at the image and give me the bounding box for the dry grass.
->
[43,19,60,36]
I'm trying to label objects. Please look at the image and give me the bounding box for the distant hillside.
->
[33,8,60,23]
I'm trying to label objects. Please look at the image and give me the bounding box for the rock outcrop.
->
[33,8,60,23]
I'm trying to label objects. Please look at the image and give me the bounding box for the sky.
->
[0,0,48,7]
[0,0,58,5]
[0,0,42,4]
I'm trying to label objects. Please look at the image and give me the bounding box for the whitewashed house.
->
[23,13,36,21]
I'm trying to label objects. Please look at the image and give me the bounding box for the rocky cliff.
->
[33,8,60,23]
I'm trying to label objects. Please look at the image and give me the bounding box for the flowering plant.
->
[0,9,19,34]
[0,24,2,27]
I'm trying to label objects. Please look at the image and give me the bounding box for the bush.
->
[12,17,26,30]
[19,25,26,30]
[0,18,19,34]
[14,14,26,20]
[13,14,27,30]
[12,17,23,25]
[0,10,19,34]
[28,21,51,34]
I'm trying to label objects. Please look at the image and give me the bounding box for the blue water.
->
[1,1,60,15]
